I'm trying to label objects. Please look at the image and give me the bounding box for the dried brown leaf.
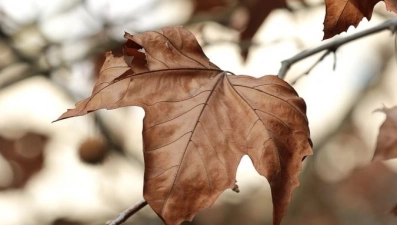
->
[323,0,397,39]
[373,106,397,161]
[56,26,312,225]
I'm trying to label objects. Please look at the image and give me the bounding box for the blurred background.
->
[1,0,397,224]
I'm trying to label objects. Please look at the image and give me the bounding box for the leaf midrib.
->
[159,71,226,216]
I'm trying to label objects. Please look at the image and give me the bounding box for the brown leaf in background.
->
[391,204,397,216]
[372,106,397,161]
[56,26,312,225]
[0,132,46,189]
[335,162,397,214]
[323,0,397,39]
[239,0,287,60]
[190,0,295,61]
[333,162,397,222]
[389,190,397,221]
[192,0,233,14]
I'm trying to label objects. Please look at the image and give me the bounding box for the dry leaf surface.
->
[373,106,397,161]
[323,0,397,39]
[56,26,312,225]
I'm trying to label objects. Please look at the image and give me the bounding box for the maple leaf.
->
[323,0,397,39]
[56,26,312,225]
[372,106,397,161]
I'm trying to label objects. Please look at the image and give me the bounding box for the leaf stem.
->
[105,199,148,225]
[278,19,397,79]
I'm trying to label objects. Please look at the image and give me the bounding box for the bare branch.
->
[278,19,397,80]
[106,199,148,225]
[290,49,332,84]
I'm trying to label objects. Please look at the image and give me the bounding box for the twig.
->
[332,49,337,70]
[106,199,148,225]
[290,50,332,85]
[278,19,397,80]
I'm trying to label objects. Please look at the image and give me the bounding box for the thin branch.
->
[278,19,397,79]
[106,199,148,225]
[290,49,332,84]
[332,49,337,70]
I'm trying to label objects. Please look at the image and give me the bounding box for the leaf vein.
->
[191,140,212,196]
[233,85,306,121]
[199,121,231,184]
[151,31,208,68]
[160,73,225,215]
[255,109,292,133]
[143,103,205,132]
[144,49,170,68]
[146,131,192,152]
[145,165,180,182]
[140,90,211,107]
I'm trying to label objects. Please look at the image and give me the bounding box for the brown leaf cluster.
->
[323,0,397,39]
[56,26,312,225]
